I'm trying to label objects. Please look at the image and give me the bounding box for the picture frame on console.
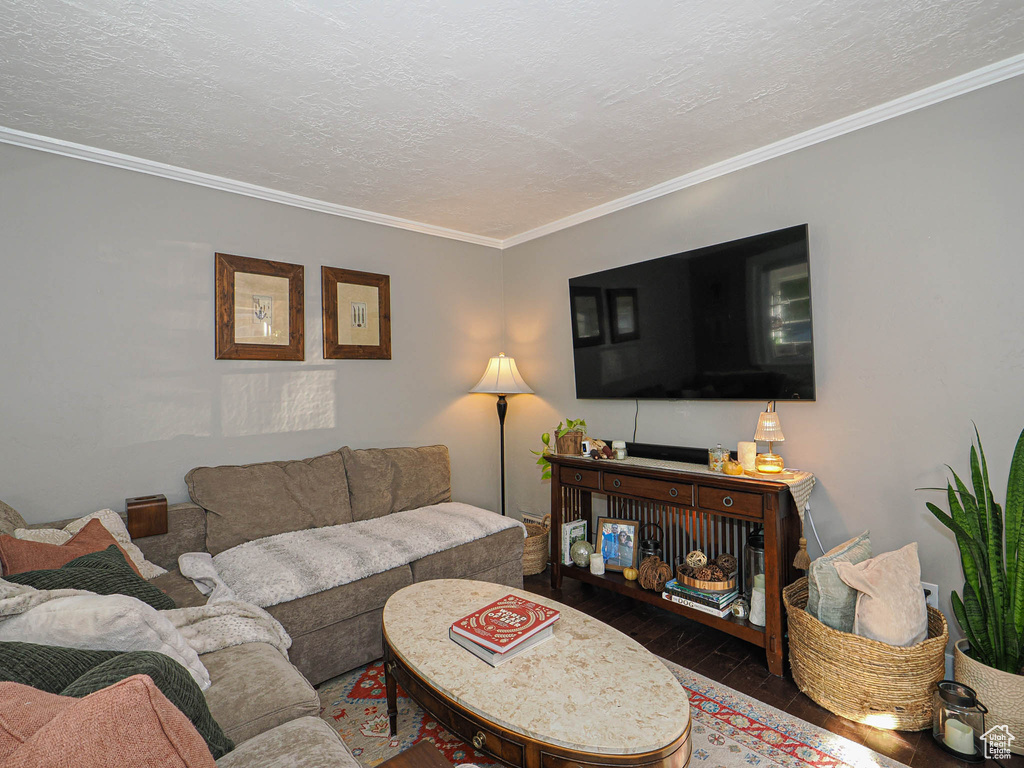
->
[322,266,391,360]
[215,252,304,361]
[596,517,638,572]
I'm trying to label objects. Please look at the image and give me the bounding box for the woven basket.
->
[783,577,947,731]
[522,515,550,576]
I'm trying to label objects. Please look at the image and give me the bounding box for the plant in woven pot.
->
[923,425,1024,754]
[530,418,587,480]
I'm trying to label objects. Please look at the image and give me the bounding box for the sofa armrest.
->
[134,502,208,569]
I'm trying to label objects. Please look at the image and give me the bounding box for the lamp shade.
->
[754,409,785,443]
[469,353,533,395]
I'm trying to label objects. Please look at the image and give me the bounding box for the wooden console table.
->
[548,454,800,675]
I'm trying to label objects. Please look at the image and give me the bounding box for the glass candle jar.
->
[932,681,986,761]
[708,443,727,472]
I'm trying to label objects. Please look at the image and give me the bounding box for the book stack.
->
[449,594,560,666]
[561,519,587,565]
[661,578,738,618]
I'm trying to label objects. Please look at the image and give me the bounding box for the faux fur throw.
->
[206,502,525,608]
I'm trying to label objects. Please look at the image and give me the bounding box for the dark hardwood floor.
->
[522,570,1021,768]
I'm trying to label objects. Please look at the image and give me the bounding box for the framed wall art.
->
[215,253,304,360]
[322,267,391,359]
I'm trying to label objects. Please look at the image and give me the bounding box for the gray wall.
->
[0,144,504,522]
[501,74,1024,635]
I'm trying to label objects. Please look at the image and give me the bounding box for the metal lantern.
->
[744,527,766,626]
[932,680,986,762]
[639,522,664,561]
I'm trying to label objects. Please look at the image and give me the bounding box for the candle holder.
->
[932,681,986,763]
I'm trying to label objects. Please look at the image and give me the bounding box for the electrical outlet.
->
[922,582,939,609]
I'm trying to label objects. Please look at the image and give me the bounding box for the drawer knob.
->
[472,732,486,750]
[669,487,678,498]
[722,495,734,507]
[574,472,582,482]
[613,478,621,488]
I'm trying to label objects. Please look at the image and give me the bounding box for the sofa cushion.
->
[0,676,217,768]
[201,643,319,745]
[266,565,412,638]
[151,568,209,608]
[5,546,174,610]
[410,527,524,583]
[187,450,353,556]
[0,519,143,577]
[214,716,357,768]
[341,445,451,521]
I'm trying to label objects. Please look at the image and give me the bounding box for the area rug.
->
[318,658,906,768]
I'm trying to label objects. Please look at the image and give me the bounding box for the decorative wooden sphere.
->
[693,566,714,581]
[685,550,708,569]
[707,564,726,580]
[638,556,672,592]
[714,553,738,575]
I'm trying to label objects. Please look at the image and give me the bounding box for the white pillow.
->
[0,593,210,689]
[14,509,166,580]
[834,542,928,647]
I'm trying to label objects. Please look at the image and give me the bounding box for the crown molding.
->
[501,52,1024,249]
[2,52,1022,252]
[0,126,503,249]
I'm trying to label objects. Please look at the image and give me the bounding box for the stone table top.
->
[382,579,689,756]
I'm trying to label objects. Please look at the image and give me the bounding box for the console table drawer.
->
[559,466,601,490]
[697,486,762,518]
[603,473,693,505]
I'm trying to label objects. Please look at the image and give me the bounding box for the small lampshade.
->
[469,353,534,395]
[754,408,785,443]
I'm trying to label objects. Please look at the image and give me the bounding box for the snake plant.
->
[924,425,1024,674]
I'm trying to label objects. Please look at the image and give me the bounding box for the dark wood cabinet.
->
[548,455,800,675]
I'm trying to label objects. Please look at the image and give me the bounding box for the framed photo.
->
[322,267,391,360]
[215,253,304,360]
[596,517,639,572]
[570,287,604,347]
[608,288,640,343]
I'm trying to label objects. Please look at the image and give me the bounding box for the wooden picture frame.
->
[570,287,604,347]
[596,517,639,572]
[322,267,391,360]
[215,253,304,360]
[608,288,640,343]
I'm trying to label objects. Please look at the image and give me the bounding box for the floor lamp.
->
[470,353,533,516]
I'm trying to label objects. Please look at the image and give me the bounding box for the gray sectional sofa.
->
[16,443,524,767]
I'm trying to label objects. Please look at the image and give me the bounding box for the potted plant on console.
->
[924,426,1024,753]
[531,418,587,480]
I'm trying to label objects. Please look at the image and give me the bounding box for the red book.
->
[450,594,560,654]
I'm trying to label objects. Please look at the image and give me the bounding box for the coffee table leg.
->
[385,657,398,737]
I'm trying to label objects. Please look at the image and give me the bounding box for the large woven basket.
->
[783,577,947,731]
[522,515,550,576]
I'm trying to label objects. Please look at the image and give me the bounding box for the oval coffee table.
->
[382,579,691,768]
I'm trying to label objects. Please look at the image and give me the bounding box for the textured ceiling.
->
[2,1,1023,240]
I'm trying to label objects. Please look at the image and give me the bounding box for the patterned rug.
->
[317,658,906,768]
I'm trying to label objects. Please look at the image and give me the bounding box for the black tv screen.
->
[569,225,815,401]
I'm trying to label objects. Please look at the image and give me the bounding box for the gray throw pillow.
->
[0,499,27,537]
[341,445,451,521]
[806,530,871,632]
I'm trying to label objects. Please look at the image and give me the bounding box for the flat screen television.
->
[569,224,815,401]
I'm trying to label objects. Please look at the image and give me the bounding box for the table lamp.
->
[470,353,533,516]
[753,401,785,473]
